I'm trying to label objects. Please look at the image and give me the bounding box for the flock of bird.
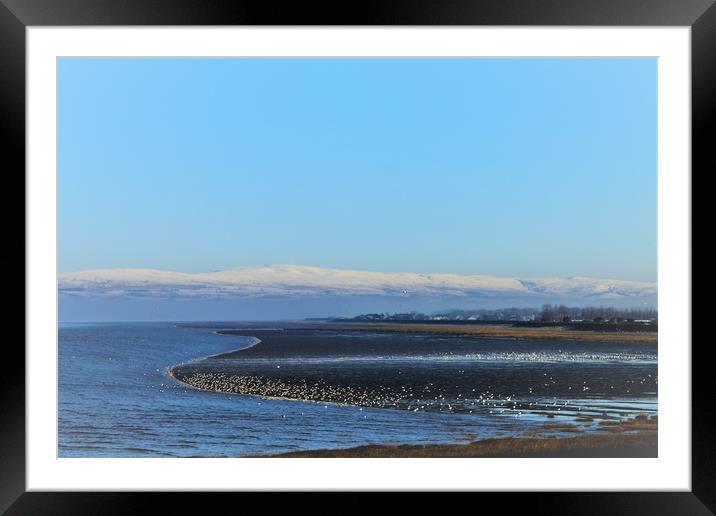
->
[173,370,654,418]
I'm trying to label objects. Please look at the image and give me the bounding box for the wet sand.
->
[169,329,657,419]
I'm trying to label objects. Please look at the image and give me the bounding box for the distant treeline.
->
[538,304,657,323]
[347,305,657,324]
[351,308,535,322]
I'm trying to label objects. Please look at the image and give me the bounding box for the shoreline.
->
[255,423,658,458]
[319,322,658,343]
[165,336,261,388]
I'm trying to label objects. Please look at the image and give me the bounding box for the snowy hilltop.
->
[59,264,657,303]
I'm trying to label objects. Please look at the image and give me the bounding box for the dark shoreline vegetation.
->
[335,319,658,333]
[316,322,658,343]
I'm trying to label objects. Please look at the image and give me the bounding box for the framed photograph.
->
[5,0,710,511]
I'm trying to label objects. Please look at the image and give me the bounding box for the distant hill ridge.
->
[59,264,657,302]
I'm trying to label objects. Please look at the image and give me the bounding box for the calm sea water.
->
[58,322,657,457]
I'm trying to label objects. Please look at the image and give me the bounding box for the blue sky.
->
[58,58,657,282]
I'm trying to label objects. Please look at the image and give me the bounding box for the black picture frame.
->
[3,0,709,512]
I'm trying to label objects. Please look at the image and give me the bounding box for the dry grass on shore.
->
[324,323,657,343]
[259,431,657,458]
[599,414,658,432]
[254,416,657,458]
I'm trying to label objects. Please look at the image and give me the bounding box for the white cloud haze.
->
[59,265,657,321]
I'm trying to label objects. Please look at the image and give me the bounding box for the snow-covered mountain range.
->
[59,264,656,303]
